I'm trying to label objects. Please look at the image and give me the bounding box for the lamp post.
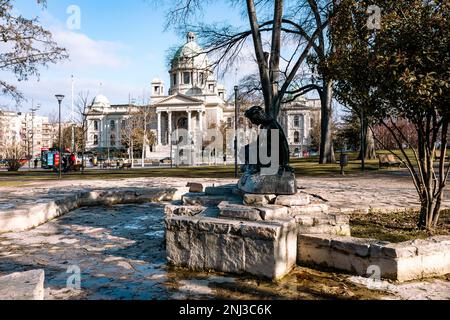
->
[30,101,40,169]
[55,95,65,179]
[234,85,239,178]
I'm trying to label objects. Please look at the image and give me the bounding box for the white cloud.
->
[52,28,130,69]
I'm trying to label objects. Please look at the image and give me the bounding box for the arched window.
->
[294,131,300,143]
[183,72,191,84]
[93,120,98,131]
[93,135,98,146]
[294,116,300,127]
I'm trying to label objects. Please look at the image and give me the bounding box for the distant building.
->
[0,109,60,159]
[84,32,321,161]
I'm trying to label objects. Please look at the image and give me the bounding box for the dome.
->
[91,94,110,108]
[171,32,209,69]
[152,77,163,84]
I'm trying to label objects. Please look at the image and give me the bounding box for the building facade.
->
[85,32,321,160]
[0,109,59,160]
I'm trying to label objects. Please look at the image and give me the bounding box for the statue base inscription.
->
[238,171,298,195]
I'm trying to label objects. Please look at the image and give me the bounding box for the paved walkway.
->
[0,175,448,300]
[0,175,448,214]
[1,203,448,300]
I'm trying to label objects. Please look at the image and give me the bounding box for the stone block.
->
[165,205,205,217]
[0,270,45,300]
[186,182,204,193]
[257,205,289,221]
[288,204,329,215]
[165,214,297,279]
[197,217,242,235]
[243,194,269,206]
[275,194,311,207]
[205,185,235,196]
[182,194,229,206]
[165,215,200,232]
[238,171,298,195]
[220,205,262,221]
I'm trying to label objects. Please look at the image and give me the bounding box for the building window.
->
[209,84,215,92]
[199,72,205,85]
[154,86,160,94]
[93,135,99,146]
[110,134,116,146]
[173,74,177,86]
[122,120,126,128]
[219,92,224,99]
[227,117,232,128]
[294,131,300,143]
[93,120,98,131]
[110,120,116,131]
[183,72,191,84]
[294,116,300,127]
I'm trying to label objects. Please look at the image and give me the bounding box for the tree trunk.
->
[319,80,336,164]
[358,120,376,160]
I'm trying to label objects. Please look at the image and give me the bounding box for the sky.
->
[0,0,249,119]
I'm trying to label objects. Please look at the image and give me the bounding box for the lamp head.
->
[55,95,65,103]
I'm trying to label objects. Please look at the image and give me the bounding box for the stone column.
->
[199,111,203,132]
[187,111,192,133]
[168,111,172,145]
[116,119,120,147]
[157,112,161,146]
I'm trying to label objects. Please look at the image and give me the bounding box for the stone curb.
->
[298,234,450,282]
[0,270,45,300]
[0,187,183,234]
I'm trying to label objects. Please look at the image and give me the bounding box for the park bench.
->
[378,154,402,168]
[434,150,449,161]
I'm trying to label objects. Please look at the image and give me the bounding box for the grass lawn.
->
[0,152,392,187]
[350,209,450,243]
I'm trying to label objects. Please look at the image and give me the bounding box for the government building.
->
[85,32,320,161]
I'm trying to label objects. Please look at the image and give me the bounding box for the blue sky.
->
[1,0,247,118]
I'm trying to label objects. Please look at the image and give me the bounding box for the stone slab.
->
[297,234,450,282]
[238,171,298,195]
[243,194,277,206]
[219,204,262,222]
[257,205,290,221]
[205,185,236,196]
[182,194,230,206]
[165,205,206,217]
[0,270,45,300]
[275,194,311,207]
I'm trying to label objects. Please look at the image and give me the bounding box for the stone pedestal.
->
[166,215,297,280]
[238,171,297,195]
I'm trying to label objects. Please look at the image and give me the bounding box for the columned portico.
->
[155,106,206,146]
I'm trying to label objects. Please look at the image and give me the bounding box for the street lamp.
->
[30,102,40,169]
[234,85,239,179]
[55,94,65,180]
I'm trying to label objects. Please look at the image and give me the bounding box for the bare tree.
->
[162,0,337,164]
[0,140,27,171]
[0,0,68,101]
[74,91,91,173]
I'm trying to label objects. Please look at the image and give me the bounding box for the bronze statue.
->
[242,106,292,174]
